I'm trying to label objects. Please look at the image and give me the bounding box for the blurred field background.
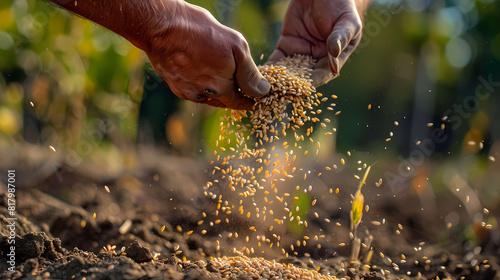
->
[1,0,499,244]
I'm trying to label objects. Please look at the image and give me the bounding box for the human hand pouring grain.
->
[49,0,270,110]
[267,0,371,87]
[48,0,370,110]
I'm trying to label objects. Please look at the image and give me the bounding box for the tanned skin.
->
[268,0,372,86]
[49,0,371,109]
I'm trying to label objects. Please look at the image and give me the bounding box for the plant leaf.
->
[351,164,372,231]
[358,165,372,191]
[352,190,364,228]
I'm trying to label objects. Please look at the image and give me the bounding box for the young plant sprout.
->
[349,165,374,266]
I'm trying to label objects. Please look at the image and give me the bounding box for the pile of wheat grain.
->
[209,256,338,280]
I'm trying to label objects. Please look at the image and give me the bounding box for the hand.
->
[268,0,368,87]
[49,0,270,110]
[145,2,270,110]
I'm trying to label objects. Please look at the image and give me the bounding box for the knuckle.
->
[246,71,261,89]
[337,8,363,36]
[353,16,363,34]
[232,31,249,51]
[194,94,209,102]
[173,85,200,102]
[327,33,339,45]
[351,14,363,35]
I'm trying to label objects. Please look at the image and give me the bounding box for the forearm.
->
[48,0,181,52]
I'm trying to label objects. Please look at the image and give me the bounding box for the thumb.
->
[233,41,270,98]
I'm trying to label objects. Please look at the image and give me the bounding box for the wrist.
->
[115,0,186,53]
[49,0,185,53]
[132,0,186,53]
[144,2,222,59]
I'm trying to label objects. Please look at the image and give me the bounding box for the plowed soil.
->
[1,145,499,279]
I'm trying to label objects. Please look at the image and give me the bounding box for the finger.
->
[326,12,362,74]
[314,34,361,88]
[203,99,253,110]
[337,35,362,70]
[184,88,255,110]
[203,97,252,110]
[233,39,270,98]
[200,98,225,108]
[267,35,312,65]
[311,57,336,87]
[216,89,256,110]
[223,97,255,110]
[327,12,362,56]
[168,81,197,101]
[208,78,256,110]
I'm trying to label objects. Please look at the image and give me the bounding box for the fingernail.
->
[328,53,339,75]
[328,53,335,71]
[257,78,270,95]
[337,39,342,58]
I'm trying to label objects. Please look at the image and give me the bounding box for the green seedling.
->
[349,165,374,265]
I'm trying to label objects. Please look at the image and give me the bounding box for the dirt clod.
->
[124,240,153,263]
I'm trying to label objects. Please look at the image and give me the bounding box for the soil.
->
[0,145,499,279]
